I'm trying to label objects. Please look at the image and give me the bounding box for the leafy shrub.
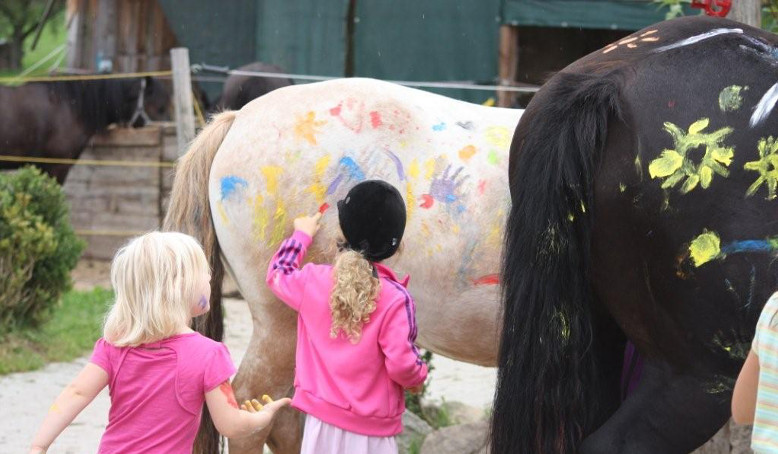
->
[0,167,84,329]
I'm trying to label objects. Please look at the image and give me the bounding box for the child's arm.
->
[29,363,109,453]
[732,350,759,424]
[379,297,429,389]
[205,381,290,438]
[265,213,321,311]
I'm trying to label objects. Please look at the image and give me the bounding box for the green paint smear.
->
[689,230,721,267]
[718,85,747,112]
[487,150,499,165]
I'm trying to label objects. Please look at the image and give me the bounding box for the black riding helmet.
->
[337,180,406,262]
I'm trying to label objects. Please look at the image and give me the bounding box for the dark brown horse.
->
[214,62,293,111]
[492,15,778,454]
[0,76,169,184]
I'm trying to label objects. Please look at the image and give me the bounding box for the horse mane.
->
[43,78,136,133]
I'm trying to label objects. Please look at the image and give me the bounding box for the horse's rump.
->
[494,15,778,454]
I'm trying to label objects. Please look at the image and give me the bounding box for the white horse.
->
[164,78,522,453]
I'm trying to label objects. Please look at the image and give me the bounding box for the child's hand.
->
[294,212,322,238]
[28,447,47,454]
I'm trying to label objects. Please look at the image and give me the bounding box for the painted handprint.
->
[420,165,469,208]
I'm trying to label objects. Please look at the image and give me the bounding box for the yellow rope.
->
[192,88,206,127]
[0,155,176,168]
[0,70,173,84]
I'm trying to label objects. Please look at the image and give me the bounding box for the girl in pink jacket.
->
[266,180,428,454]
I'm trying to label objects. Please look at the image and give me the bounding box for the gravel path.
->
[1,297,495,453]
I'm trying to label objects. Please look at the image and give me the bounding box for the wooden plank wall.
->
[66,0,176,73]
[63,123,177,260]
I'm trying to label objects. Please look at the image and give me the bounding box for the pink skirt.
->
[300,415,398,454]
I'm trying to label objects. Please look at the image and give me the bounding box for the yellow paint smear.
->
[408,158,420,180]
[252,194,268,241]
[217,201,229,225]
[406,181,416,221]
[689,231,721,267]
[424,159,435,180]
[484,126,511,149]
[270,199,288,246]
[308,155,332,203]
[294,111,326,145]
[458,145,477,162]
[261,166,284,195]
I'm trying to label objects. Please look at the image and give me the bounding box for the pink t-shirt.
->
[89,332,235,454]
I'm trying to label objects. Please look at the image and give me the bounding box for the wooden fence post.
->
[171,47,196,156]
[728,0,761,27]
[498,25,519,108]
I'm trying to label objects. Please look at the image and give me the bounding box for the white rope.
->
[9,43,66,83]
[192,63,539,93]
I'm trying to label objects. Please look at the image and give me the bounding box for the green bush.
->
[0,166,85,330]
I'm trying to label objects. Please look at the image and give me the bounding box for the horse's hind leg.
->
[228,293,302,454]
[579,360,730,454]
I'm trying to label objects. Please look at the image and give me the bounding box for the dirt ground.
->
[0,261,496,453]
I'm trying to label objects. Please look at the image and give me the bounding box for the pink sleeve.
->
[89,338,113,376]
[378,293,428,388]
[203,343,237,392]
[266,230,313,311]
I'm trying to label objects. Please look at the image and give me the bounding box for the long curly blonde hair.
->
[330,249,381,343]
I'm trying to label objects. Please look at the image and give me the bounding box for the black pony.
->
[492,16,778,454]
[0,76,169,184]
[214,62,293,111]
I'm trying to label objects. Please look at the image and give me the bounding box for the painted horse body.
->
[493,16,778,454]
[164,78,521,453]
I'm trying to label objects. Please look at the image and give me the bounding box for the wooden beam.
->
[171,47,196,156]
[498,25,519,108]
[65,0,90,70]
[93,0,117,72]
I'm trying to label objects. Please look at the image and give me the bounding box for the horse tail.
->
[162,111,236,454]
[490,71,623,454]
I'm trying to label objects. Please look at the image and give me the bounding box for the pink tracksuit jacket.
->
[266,230,428,436]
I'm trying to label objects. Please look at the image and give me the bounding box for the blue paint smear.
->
[220,176,248,201]
[338,157,365,182]
[384,149,405,181]
[432,122,447,132]
[721,240,775,255]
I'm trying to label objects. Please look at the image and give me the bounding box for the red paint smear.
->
[477,180,486,195]
[319,203,330,214]
[668,100,676,109]
[370,111,383,128]
[329,103,342,116]
[419,194,434,209]
[219,381,239,409]
[473,274,500,286]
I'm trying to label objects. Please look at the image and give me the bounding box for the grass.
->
[0,287,112,375]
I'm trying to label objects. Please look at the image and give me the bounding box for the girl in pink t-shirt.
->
[29,231,290,454]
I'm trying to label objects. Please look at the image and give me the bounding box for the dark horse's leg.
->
[580,362,729,454]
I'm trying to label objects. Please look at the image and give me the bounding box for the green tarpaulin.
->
[500,0,694,30]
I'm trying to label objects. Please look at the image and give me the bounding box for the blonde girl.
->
[29,231,289,454]
[266,180,428,454]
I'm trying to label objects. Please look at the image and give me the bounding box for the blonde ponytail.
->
[330,250,381,343]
